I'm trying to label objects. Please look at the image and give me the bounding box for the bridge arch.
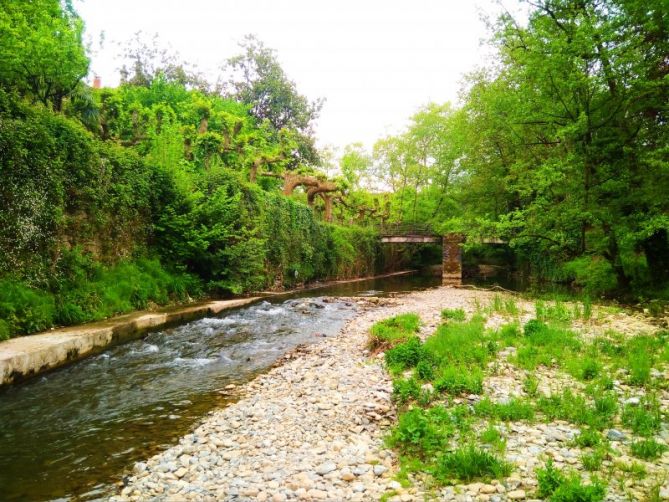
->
[379,224,464,286]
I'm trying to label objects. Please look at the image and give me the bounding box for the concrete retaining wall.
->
[0,298,259,387]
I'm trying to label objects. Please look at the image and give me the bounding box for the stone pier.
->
[442,234,464,286]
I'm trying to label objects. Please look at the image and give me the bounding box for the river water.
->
[0,274,439,501]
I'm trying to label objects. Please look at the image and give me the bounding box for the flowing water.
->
[0,273,440,501]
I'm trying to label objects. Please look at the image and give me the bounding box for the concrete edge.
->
[0,297,260,387]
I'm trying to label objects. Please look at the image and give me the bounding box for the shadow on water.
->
[0,273,440,501]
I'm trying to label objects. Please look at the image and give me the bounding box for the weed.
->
[629,439,667,460]
[567,357,601,381]
[474,397,535,422]
[621,396,662,436]
[441,308,466,321]
[423,319,489,368]
[392,377,421,404]
[614,460,647,479]
[370,313,421,349]
[536,461,606,501]
[572,429,602,448]
[523,375,539,397]
[415,359,435,381]
[434,445,512,483]
[385,337,425,372]
[581,448,606,471]
[479,425,506,452]
[433,366,483,395]
[536,390,617,429]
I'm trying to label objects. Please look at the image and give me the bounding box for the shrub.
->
[562,256,617,297]
[434,445,512,483]
[0,280,56,337]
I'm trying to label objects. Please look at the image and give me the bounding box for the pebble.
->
[108,289,668,502]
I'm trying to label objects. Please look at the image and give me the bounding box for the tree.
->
[0,0,89,110]
[224,35,323,165]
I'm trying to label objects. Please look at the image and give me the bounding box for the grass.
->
[580,448,606,471]
[629,439,667,460]
[621,396,663,437]
[434,445,512,483]
[571,429,603,448]
[536,390,617,430]
[474,397,535,422]
[479,425,506,451]
[369,313,421,350]
[487,295,520,316]
[441,308,466,321]
[433,366,484,395]
[536,461,606,501]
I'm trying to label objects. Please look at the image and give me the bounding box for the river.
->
[0,274,439,501]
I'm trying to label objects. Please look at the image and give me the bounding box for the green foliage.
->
[423,318,490,368]
[629,439,667,461]
[537,461,605,502]
[371,313,421,348]
[387,406,454,457]
[580,449,606,472]
[441,308,466,321]
[386,337,425,374]
[433,366,483,395]
[434,445,512,484]
[0,280,55,337]
[392,377,422,405]
[572,429,603,449]
[522,375,539,397]
[621,397,662,437]
[537,390,617,430]
[561,257,618,297]
[474,397,535,422]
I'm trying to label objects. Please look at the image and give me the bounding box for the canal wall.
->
[0,298,259,387]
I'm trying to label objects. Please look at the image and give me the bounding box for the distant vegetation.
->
[0,0,667,337]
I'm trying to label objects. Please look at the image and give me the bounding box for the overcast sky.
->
[76,0,513,151]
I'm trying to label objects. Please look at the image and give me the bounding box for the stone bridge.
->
[379,224,504,286]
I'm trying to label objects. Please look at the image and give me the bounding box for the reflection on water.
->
[0,274,440,501]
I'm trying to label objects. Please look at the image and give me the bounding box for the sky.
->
[76,0,510,151]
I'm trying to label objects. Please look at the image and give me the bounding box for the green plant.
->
[580,449,605,471]
[474,397,535,422]
[621,397,662,436]
[479,425,506,451]
[523,375,539,397]
[433,445,512,483]
[392,377,421,404]
[629,439,667,460]
[441,308,466,321]
[572,429,602,448]
[536,461,606,501]
[385,337,425,373]
[433,366,483,395]
[537,390,617,430]
[370,313,421,350]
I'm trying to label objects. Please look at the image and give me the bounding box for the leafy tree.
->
[224,35,323,166]
[0,0,89,110]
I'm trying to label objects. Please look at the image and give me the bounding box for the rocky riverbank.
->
[113,287,669,501]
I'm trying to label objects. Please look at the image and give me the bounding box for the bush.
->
[0,280,56,337]
[392,377,421,404]
[562,256,618,297]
